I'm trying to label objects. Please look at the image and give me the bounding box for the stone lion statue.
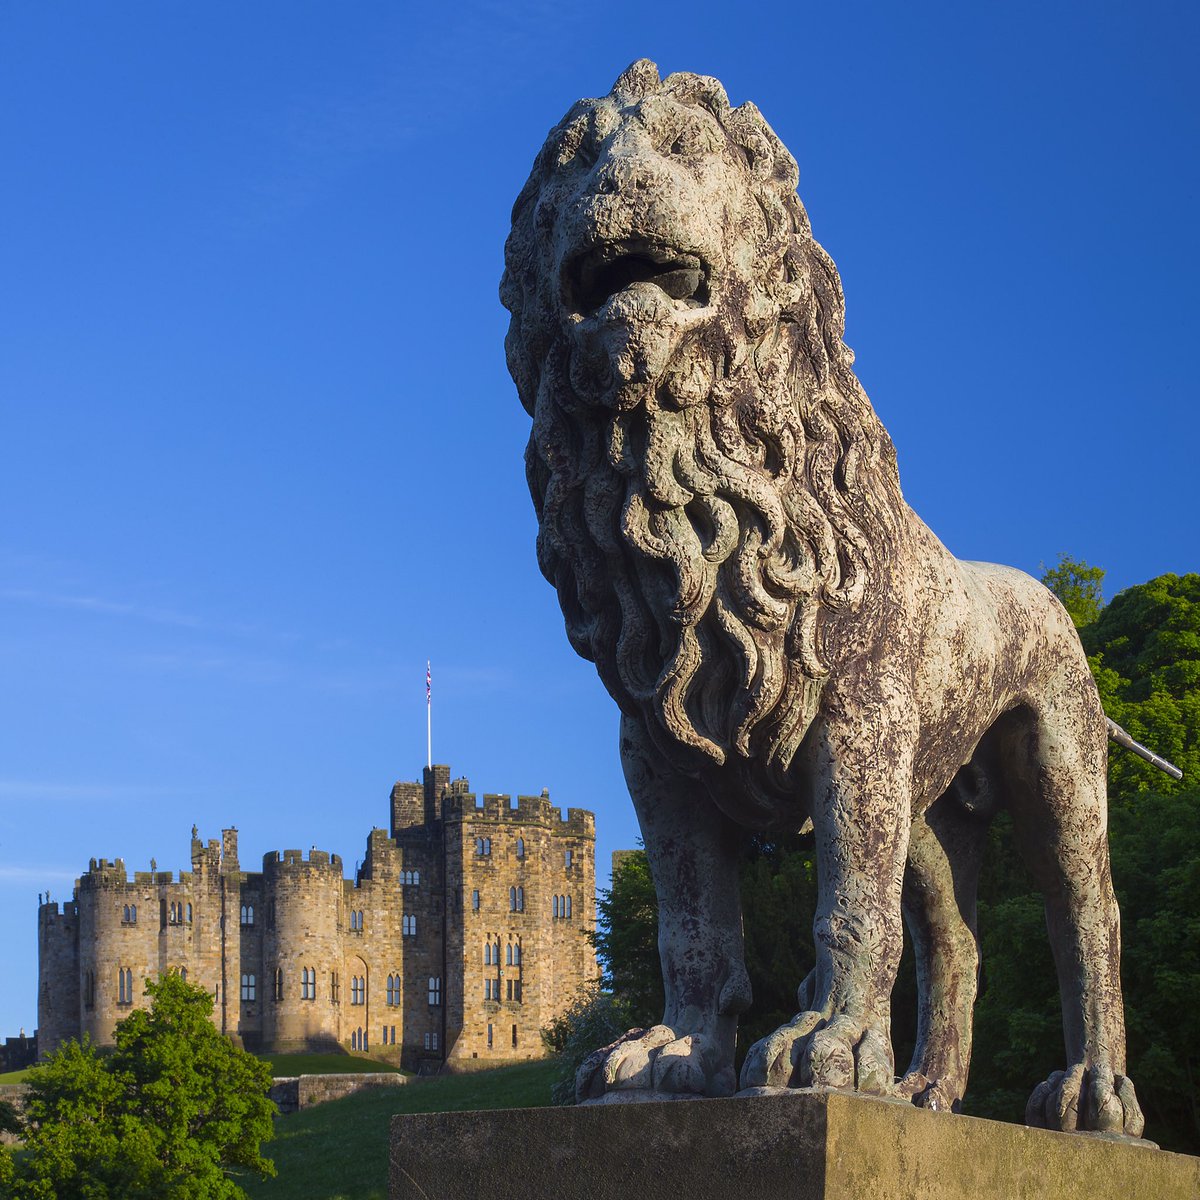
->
[501,60,1143,1136]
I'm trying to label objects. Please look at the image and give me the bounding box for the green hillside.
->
[239,1059,557,1200]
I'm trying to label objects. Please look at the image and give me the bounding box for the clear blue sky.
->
[1,2,1196,1039]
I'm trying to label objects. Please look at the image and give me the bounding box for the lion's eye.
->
[554,117,597,170]
[667,121,718,159]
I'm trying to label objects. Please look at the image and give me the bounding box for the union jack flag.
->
[426,661,431,706]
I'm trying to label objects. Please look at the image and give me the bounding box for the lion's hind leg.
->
[999,690,1145,1137]
[897,774,992,1112]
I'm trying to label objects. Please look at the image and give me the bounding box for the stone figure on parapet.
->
[501,59,1144,1136]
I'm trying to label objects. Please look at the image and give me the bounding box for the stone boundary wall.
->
[0,1085,28,1147]
[269,1071,411,1114]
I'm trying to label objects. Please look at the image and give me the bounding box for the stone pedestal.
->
[389,1089,1200,1199]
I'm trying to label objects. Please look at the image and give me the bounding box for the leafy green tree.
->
[589,849,663,1029]
[11,973,275,1199]
[1041,553,1106,628]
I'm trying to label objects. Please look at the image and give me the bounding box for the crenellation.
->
[38,762,597,1070]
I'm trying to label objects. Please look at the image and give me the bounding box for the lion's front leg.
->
[740,715,913,1096]
[577,716,750,1104]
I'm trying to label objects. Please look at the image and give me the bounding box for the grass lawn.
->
[258,1052,406,1077]
[239,1058,558,1200]
[0,1068,31,1084]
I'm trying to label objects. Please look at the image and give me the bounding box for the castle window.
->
[301,967,315,1001]
[494,939,501,963]
[471,889,480,911]
[241,903,255,927]
[512,1024,518,1048]
[484,978,495,1001]
[516,837,525,858]
[241,974,256,1002]
[566,895,573,918]
[516,886,524,912]
[117,967,133,1005]
[514,979,522,1002]
[122,904,137,924]
[506,978,513,1001]
[509,886,516,911]
[386,974,398,1006]
[267,900,276,928]
[565,850,573,868]
[403,915,417,936]
[349,909,364,932]
[423,1032,431,1050]
[331,971,340,1003]
[552,895,559,919]
[513,942,521,966]
[352,975,365,1005]
[180,967,187,982]
[475,837,492,857]
[274,968,283,1001]
[400,869,421,886]
[483,942,492,966]
[428,976,441,1006]
[186,903,192,924]
[431,1031,439,1051]
[487,1023,493,1049]
[391,1025,396,1044]
[84,970,95,1009]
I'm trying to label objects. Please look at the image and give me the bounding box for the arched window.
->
[130,903,137,922]
[180,967,187,981]
[412,869,420,885]
[553,895,559,918]
[484,942,492,966]
[428,976,441,1006]
[403,914,416,936]
[509,886,516,911]
[513,942,521,966]
[516,837,525,858]
[240,904,254,927]
[566,895,573,918]
[186,902,192,924]
[472,889,480,910]
[484,837,492,855]
[505,943,512,966]
[565,849,573,868]
[301,967,315,1000]
[516,886,524,912]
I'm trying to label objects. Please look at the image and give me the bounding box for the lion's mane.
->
[502,63,906,798]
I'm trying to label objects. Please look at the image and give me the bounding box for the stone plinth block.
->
[389,1090,1199,1200]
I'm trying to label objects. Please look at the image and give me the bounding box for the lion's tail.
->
[1107,718,1183,780]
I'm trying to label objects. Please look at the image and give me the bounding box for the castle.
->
[37,764,597,1070]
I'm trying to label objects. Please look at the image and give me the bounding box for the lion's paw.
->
[739,1014,894,1095]
[575,1025,735,1103]
[1025,1064,1144,1138]
[896,1070,961,1113]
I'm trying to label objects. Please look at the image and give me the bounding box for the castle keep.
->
[37,765,597,1069]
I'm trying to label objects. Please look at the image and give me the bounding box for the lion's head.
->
[501,60,905,795]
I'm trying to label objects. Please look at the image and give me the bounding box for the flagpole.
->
[426,661,432,770]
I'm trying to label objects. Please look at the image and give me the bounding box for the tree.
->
[589,849,663,1029]
[11,973,276,1199]
[1041,553,1106,628]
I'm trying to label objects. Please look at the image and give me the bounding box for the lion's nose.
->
[593,150,673,196]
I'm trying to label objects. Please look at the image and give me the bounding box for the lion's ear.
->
[611,59,661,102]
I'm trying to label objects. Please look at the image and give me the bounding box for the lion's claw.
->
[740,1013,895,1096]
[576,1025,733,1102]
[1025,1064,1144,1138]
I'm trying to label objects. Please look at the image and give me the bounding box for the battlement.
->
[262,848,343,871]
[440,790,595,836]
[38,900,77,921]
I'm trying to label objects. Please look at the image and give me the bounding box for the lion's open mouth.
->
[567,241,710,315]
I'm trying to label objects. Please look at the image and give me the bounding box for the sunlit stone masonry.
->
[37,765,597,1070]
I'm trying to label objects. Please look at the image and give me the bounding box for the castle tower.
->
[260,848,344,1053]
[37,898,79,1058]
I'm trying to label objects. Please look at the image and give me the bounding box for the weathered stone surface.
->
[390,1091,1200,1200]
[269,1072,409,1114]
[501,59,1142,1134]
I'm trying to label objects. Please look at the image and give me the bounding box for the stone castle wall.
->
[36,765,598,1069]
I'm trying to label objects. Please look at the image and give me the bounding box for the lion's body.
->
[502,60,1142,1134]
